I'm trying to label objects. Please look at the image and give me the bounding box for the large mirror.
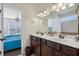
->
[47,4,78,36]
[60,5,78,35]
[61,15,78,35]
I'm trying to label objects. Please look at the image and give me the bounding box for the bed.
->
[3,34,21,52]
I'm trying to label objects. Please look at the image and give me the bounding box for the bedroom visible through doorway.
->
[3,4,21,56]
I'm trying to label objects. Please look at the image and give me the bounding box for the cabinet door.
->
[54,50,65,56]
[51,49,54,56]
[31,39,40,55]
[61,45,78,56]
[31,40,38,53]
[46,40,60,51]
[41,45,51,56]
[35,47,40,56]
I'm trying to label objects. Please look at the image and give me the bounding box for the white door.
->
[0,3,4,56]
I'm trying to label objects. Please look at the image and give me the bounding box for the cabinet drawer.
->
[61,45,78,56]
[41,45,52,56]
[46,40,60,51]
[54,50,65,56]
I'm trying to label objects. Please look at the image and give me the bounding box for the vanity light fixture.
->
[38,9,50,17]
[61,6,67,10]
[68,3,75,7]
[44,10,47,14]
[52,5,57,11]
[40,12,43,15]
[38,3,76,17]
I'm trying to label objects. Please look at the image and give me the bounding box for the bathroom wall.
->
[21,14,48,55]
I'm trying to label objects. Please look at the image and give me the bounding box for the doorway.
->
[3,4,22,56]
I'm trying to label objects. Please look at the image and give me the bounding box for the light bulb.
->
[40,12,43,15]
[68,3,75,7]
[52,5,57,11]
[44,11,47,13]
[61,6,67,10]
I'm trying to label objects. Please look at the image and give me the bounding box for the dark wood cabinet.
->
[41,45,52,56]
[41,39,53,56]
[54,50,65,56]
[35,47,40,56]
[61,45,78,56]
[30,35,79,56]
[50,49,54,56]
[30,36,41,56]
[46,40,60,51]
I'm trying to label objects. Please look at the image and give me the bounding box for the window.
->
[8,18,20,35]
[61,15,77,22]
[48,19,53,32]
[3,7,21,35]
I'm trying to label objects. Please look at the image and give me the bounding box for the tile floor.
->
[4,48,21,56]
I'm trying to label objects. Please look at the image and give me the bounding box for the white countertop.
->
[31,34,79,49]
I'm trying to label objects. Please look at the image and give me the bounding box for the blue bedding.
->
[3,34,21,51]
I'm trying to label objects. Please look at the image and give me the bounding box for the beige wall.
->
[21,13,48,55]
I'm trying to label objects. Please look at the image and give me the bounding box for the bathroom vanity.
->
[30,34,79,56]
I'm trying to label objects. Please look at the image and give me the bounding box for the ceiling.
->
[3,3,53,18]
[3,3,78,18]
